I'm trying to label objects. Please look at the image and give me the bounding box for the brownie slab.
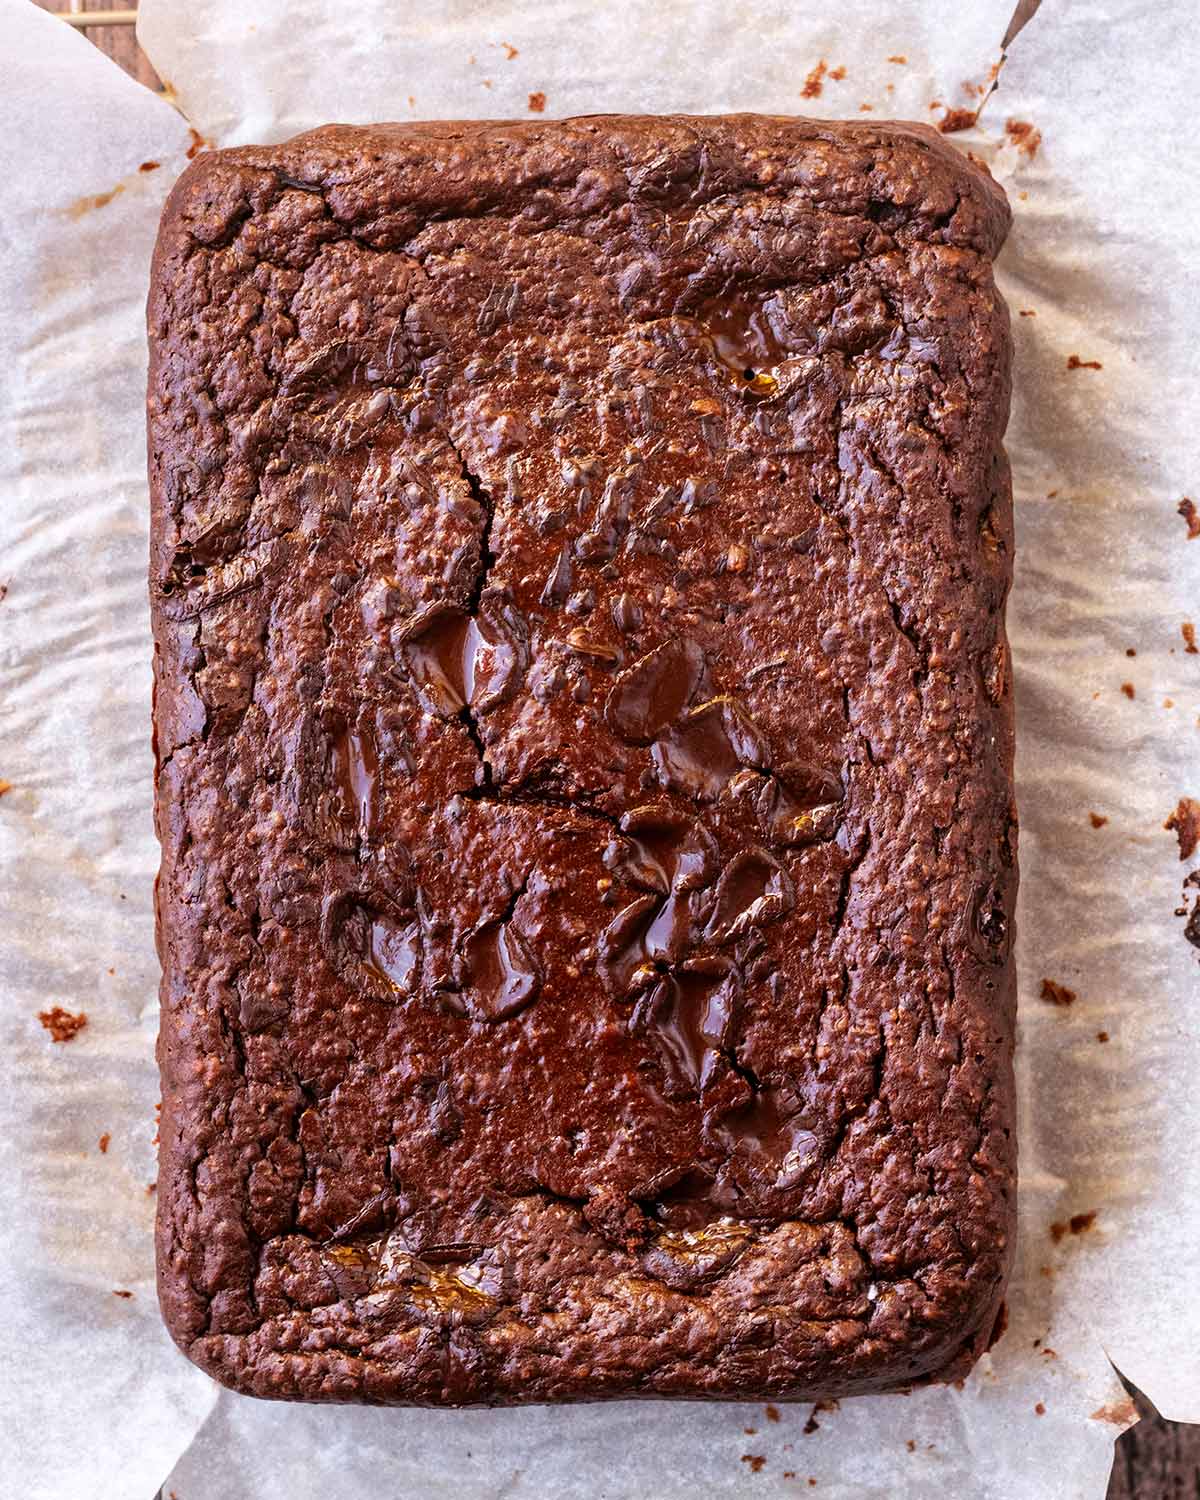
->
[148,115,1016,1404]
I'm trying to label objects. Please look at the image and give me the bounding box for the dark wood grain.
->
[36,3,1200,1494]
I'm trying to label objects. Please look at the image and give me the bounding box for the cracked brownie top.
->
[149,114,1017,1405]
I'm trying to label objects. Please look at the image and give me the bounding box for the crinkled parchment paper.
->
[2,1,1197,1496]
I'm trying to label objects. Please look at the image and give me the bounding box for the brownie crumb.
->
[113,1289,134,1299]
[1035,1402,1046,1416]
[859,103,874,112]
[1165,797,1200,860]
[888,54,908,64]
[1183,622,1198,654]
[527,91,546,113]
[801,60,828,98]
[1019,309,1036,317]
[1180,498,1200,539]
[1120,682,1135,699]
[502,42,518,59]
[98,1132,111,1153]
[1089,812,1108,828]
[0,779,11,797]
[1051,1210,1098,1242]
[1125,647,1137,657]
[185,128,209,160]
[741,1455,766,1473]
[38,1007,87,1043]
[939,108,976,134]
[744,1426,758,1435]
[1039,978,1076,1007]
[1004,119,1042,157]
[1096,1031,1109,1043]
[139,160,161,173]
[1067,354,1103,370]
[1042,1347,1058,1358]
[828,65,846,81]
[765,1404,781,1422]
[802,1398,839,1435]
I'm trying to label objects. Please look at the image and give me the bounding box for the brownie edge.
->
[150,114,1016,1406]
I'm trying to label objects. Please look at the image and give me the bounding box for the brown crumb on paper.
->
[1039,978,1076,1007]
[1120,682,1135,699]
[765,1404,781,1422]
[1050,1210,1098,1243]
[1097,1031,1110,1042]
[185,128,210,160]
[38,1007,87,1043]
[1005,119,1042,157]
[527,91,546,113]
[98,1132,111,1154]
[828,65,846,81]
[1183,621,1198,654]
[859,103,874,112]
[801,60,828,98]
[802,1398,839,1435]
[1089,812,1109,828]
[744,1427,758,1435]
[1035,1402,1046,1416]
[1067,354,1103,370]
[1179,498,1200,539]
[1019,309,1037,317]
[112,1289,133,1299]
[741,1455,766,1473]
[888,54,908,64]
[0,779,11,797]
[139,160,160,173]
[939,108,976,134]
[502,42,518,59]
[1165,797,1200,860]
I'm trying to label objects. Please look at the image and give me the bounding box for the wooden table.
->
[35,2,1197,1494]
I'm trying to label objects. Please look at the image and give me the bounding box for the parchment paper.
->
[2,1,1197,1496]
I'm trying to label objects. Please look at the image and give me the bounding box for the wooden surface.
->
[36,2,1198,1494]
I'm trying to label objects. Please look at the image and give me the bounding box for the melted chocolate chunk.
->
[651,697,769,800]
[605,639,705,744]
[456,917,540,1021]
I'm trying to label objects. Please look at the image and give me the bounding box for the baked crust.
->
[148,115,1016,1405]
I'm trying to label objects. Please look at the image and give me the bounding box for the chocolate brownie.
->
[148,115,1016,1405]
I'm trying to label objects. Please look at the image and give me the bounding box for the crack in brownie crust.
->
[148,115,1017,1405]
